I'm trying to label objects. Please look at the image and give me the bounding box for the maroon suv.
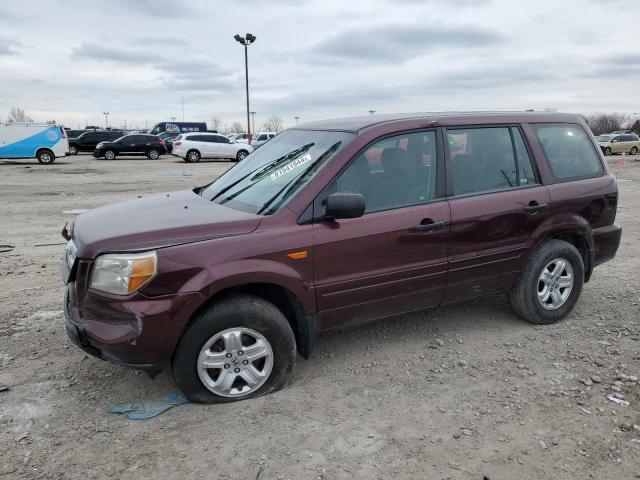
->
[62,112,621,403]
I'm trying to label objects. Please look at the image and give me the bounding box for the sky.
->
[0,0,639,130]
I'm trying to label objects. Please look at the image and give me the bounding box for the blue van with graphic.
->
[0,123,69,164]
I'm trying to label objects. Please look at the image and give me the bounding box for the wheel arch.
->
[176,281,317,360]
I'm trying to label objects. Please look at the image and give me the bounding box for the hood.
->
[72,189,261,258]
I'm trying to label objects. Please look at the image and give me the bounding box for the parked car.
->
[596,133,640,155]
[66,128,97,139]
[157,132,180,153]
[93,134,167,159]
[251,131,277,148]
[62,112,621,403]
[172,132,253,162]
[68,130,124,155]
[0,123,68,164]
[227,133,249,144]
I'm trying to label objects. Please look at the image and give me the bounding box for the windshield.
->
[596,135,612,142]
[199,129,354,215]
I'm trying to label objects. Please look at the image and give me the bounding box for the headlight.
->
[90,251,157,295]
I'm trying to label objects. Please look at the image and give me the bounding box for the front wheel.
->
[630,146,638,155]
[37,150,55,164]
[185,150,201,163]
[604,147,612,156]
[173,295,296,403]
[509,239,584,325]
[147,148,160,160]
[235,149,249,162]
[104,149,116,160]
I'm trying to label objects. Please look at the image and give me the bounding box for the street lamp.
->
[368,110,376,115]
[234,33,257,141]
[250,111,256,133]
[103,112,109,128]
[294,116,300,124]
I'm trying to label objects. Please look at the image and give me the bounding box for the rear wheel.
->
[186,150,201,163]
[630,146,638,155]
[147,148,160,160]
[173,295,296,403]
[509,239,584,325]
[69,145,78,155]
[604,147,612,156]
[37,149,55,164]
[235,149,249,162]
[104,149,116,160]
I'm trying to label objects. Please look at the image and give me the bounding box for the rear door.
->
[444,125,551,303]
[313,129,450,330]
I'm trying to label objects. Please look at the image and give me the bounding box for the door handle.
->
[523,201,548,214]
[414,219,446,232]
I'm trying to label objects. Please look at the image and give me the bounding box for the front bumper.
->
[63,259,205,372]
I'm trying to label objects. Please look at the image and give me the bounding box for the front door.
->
[443,125,551,303]
[313,130,450,330]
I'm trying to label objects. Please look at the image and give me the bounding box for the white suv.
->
[251,132,277,149]
[172,133,253,163]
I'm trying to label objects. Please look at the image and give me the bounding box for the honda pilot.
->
[62,112,621,403]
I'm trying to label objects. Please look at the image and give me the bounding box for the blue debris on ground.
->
[107,392,188,420]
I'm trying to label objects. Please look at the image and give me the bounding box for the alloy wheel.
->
[537,257,574,310]
[197,327,274,398]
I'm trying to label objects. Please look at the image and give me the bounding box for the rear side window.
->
[448,127,536,196]
[532,124,603,181]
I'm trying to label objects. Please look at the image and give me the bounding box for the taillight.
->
[61,127,67,139]
[160,140,165,145]
[174,141,182,146]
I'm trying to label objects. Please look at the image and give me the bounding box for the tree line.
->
[582,113,640,136]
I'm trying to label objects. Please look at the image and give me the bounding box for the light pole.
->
[103,112,109,128]
[234,33,256,141]
[170,116,176,122]
[294,116,300,124]
[250,111,256,133]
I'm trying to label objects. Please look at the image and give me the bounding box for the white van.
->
[0,123,69,164]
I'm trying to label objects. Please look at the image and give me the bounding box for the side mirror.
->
[325,192,365,220]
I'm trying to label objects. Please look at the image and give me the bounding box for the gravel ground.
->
[0,153,639,480]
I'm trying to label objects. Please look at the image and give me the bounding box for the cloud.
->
[308,23,505,64]
[394,0,490,4]
[70,42,238,92]
[0,37,22,56]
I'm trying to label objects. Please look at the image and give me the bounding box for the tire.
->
[509,239,584,325]
[235,149,249,162]
[37,149,55,164]
[69,145,78,155]
[185,150,201,163]
[630,146,638,155]
[104,149,116,160]
[173,295,296,403]
[147,148,160,160]
[604,147,612,156]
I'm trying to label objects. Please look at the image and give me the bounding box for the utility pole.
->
[180,97,184,121]
[103,112,109,128]
[234,33,256,141]
[294,116,300,124]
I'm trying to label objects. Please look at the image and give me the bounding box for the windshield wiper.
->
[256,141,342,215]
[209,143,315,203]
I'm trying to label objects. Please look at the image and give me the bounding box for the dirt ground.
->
[1,152,639,480]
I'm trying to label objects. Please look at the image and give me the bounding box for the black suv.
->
[93,134,167,160]
[68,130,124,155]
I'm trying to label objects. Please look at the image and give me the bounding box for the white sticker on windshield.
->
[270,154,313,181]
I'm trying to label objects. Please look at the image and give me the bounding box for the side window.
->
[448,127,524,196]
[188,135,202,142]
[258,134,268,141]
[532,124,603,181]
[335,131,437,213]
